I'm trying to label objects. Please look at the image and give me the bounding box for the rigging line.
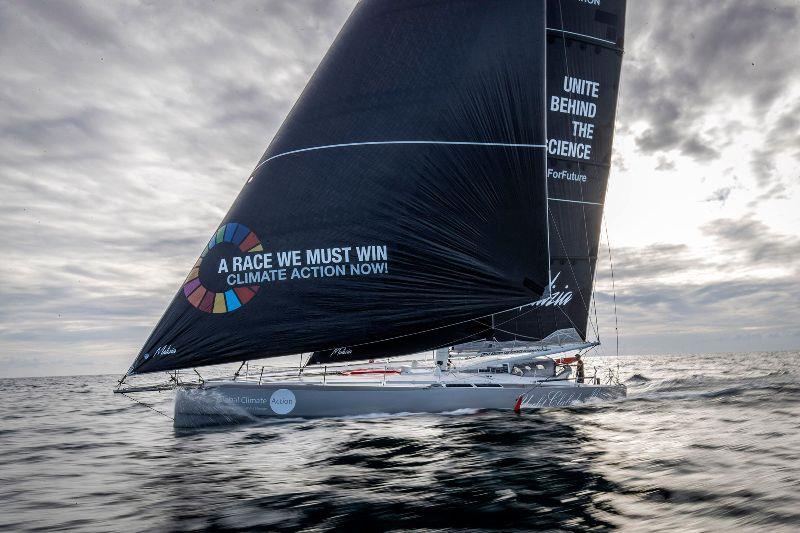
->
[308,293,550,358]
[427,308,544,354]
[577,183,601,340]
[582,343,599,357]
[602,0,627,359]
[597,0,626,358]
[579,182,600,341]
[590,264,601,343]
[426,296,590,355]
[548,206,592,321]
[250,140,547,176]
[491,326,544,341]
[547,206,599,342]
[579,186,602,341]
[573,120,599,338]
[555,299,585,337]
[118,391,174,421]
[604,219,620,357]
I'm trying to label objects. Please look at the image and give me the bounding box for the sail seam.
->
[252,141,547,174]
[545,27,616,46]
[548,197,603,206]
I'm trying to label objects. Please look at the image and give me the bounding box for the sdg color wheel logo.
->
[182,223,262,313]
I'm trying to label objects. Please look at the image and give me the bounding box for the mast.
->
[543,2,553,298]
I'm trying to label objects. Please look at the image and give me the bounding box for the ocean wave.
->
[2,352,799,531]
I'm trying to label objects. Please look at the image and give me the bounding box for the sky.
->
[1,0,799,378]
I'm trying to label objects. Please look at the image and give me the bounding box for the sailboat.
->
[117,0,628,427]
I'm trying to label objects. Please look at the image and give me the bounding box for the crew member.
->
[576,354,585,384]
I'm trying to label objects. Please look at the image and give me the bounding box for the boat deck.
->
[206,364,586,389]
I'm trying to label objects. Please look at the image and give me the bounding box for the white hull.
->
[174,375,625,428]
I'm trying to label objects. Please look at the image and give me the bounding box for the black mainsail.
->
[129,0,550,375]
[313,0,629,362]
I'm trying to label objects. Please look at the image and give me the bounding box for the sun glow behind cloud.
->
[1,0,798,377]
[582,1,800,357]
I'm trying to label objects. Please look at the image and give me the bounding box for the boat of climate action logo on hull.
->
[182,222,391,314]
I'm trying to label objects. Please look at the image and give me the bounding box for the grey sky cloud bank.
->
[622,0,800,202]
[1,0,798,377]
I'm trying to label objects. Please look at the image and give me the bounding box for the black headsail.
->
[492,0,627,344]
[129,0,549,375]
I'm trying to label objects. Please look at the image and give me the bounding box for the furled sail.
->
[129,0,550,374]
[491,0,627,344]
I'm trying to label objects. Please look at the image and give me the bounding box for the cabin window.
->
[477,366,508,374]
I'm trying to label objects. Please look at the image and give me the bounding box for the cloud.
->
[681,136,720,161]
[748,100,800,195]
[592,238,800,354]
[752,182,790,206]
[0,0,356,376]
[605,244,704,281]
[703,216,800,266]
[591,216,800,353]
[1,1,798,375]
[655,156,675,171]
[593,274,800,355]
[622,1,800,174]
[704,187,732,204]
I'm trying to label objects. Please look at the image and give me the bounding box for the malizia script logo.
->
[181,222,391,314]
[142,344,177,360]
[532,272,574,307]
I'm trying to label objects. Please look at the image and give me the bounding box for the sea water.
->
[1,352,799,531]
